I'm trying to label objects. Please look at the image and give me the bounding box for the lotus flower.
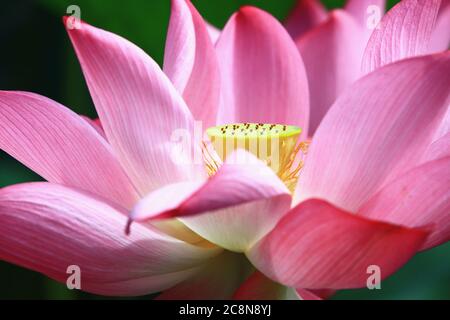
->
[0,0,449,300]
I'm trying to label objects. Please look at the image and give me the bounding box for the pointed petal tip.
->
[236,5,270,21]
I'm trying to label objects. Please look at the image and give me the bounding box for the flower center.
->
[204,123,309,192]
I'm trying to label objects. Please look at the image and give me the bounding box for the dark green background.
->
[0,0,449,300]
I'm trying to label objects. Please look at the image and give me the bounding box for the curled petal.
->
[130,150,290,221]
[131,150,291,252]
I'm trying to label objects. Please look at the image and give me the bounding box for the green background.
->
[0,0,449,300]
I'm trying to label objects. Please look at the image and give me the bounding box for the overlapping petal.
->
[345,0,386,27]
[362,0,441,74]
[284,0,327,40]
[360,157,450,250]
[247,199,428,289]
[130,150,290,221]
[429,0,450,53]
[216,6,309,136]
[0,183,220,296]
[164,0,220,127]
[65,18,203,195]
[0,91,138,209]
[295,53,450,212]
[296,10,364,134]
[206,22,221,43]
[423,132,450,163]
[131,150,291,252]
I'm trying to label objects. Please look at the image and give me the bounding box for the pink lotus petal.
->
[0,91,138,209]
[423,132,450,163]
[362,0,441,74]
[206,22,220,44]
[0,182,220,296]
[247,199,428,289]
[345,0,386,46]
[296,10,364,134]
[216,6,310,137]
[284,0,327,40]
[158,252,249,300]
[233,271,301,300]
[360,157,450,251]
[65,18,203,195]
[131,150,291,252]
[164,0,220,127]
[296,289,323,300]
[429,0,450,53]
[303,289,336,299]
[295,53,450,212]
[431,105,450,144]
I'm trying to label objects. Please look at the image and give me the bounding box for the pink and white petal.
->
[360,157,450,251]
[216,6,310,137]
[206,22,221,44]
[0,91,138,209]
[296,10,364,134]
[131,150,291,252]
[295,53,450,212]
[0,183,220,296]
[429,0,450,53]
[164,0,220,127]
[233,271,301,300]
[362,0,441,74]
[181,198,290,253]
[284,0,328,40]
[345,0,386,27]
[247,199,428,289]
[65,18,203,195]
[158,252,250,300]
[130,150,290,221]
